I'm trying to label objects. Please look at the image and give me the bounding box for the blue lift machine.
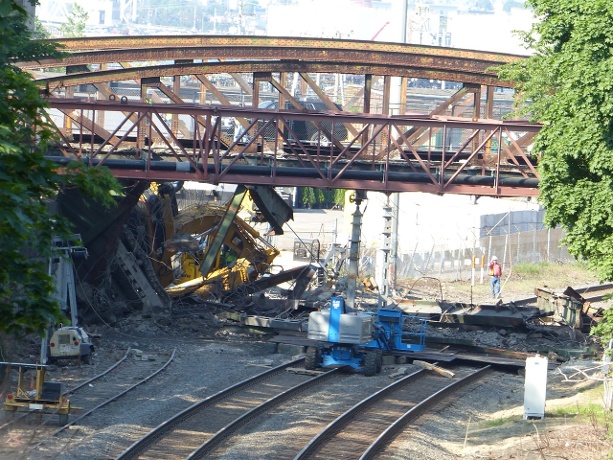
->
[305,297,427,376]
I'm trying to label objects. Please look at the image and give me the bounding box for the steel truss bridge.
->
[24,36,538,197]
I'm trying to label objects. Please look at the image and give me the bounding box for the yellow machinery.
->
[144,184,290,300]
[2,362,71,425]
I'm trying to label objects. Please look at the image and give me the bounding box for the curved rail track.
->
[294,365,490,460]
[0,349,131,433]
[11,348,175,459]
[154,362,490,460]
[116,358,342,460]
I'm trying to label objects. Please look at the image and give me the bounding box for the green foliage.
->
[0,1,60,64]
[0,1,120,336]
[591,307,613,348]
[498,0,613,282]
[300,187,315,207]
[297,187,345,209]
[59,3,88,38]
[33,17,50,39]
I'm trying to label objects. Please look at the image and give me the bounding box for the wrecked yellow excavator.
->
[136,185,313,310]
[142,183,295,301]
[58,182,312,321]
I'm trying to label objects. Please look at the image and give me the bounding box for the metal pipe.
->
[44,156,539,188]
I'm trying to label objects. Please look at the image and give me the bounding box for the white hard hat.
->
[491,256,498,261]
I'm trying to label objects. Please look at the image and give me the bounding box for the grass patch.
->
[478,416,518,428]
[548,394,613,437]
[513,261,548,276]
[512,261,592,279]
[549,403,600,417]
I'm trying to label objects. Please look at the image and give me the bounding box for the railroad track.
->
[115,358,342,460]
[159,363,490,460]
[13,348,175,459]
[0,349,131,433]
[294,365,490,460]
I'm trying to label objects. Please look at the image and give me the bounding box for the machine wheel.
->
[364,351,377,377]
[305,347,320,370]
[375,349,383,374]
[310,132,331,147]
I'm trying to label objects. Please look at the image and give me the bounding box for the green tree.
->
[315,188,325,207]
[300,187,315,208]
[591,305,613,351]
[59,2,88,38]
[333,189,345,207]
[1,0,120,336]
[498,0,613,282]
[33,17,50,39]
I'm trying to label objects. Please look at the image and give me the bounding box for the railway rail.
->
[12,348,175,459]
[137,361,491,460]
[0,349,131,433]
[115,358,340,460]
[294,365,490,460]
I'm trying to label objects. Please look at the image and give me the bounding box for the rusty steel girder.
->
[45,98,540,197]
[36,61,507,92]
[23,36,523,90]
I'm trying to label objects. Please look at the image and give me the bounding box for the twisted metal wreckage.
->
[60,182,315,321]
[57,181,605,337]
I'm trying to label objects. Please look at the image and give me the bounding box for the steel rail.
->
[24,348,177,455]
[24,36,523,67]
[36,60,508,90]
[0,348,130,433]
[26,47,513,82]
[186,368,342,460]
[293,365,489,460]
[360,366,491,460]
[294,367,429,459]
[115,357,305,460]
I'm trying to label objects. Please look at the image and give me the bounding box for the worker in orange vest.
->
[489,256,502,299]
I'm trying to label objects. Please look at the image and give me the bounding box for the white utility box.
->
[523,354,548,419]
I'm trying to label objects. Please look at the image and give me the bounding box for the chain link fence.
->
[360,210,573,282]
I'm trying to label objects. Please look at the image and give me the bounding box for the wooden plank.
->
[413,360,455,378]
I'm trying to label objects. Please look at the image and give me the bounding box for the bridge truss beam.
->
[46,99,540,198]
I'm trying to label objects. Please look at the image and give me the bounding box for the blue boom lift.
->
[305,297,427,376]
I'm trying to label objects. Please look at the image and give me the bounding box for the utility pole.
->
[386,1,409,296]
[346,191,366,310]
